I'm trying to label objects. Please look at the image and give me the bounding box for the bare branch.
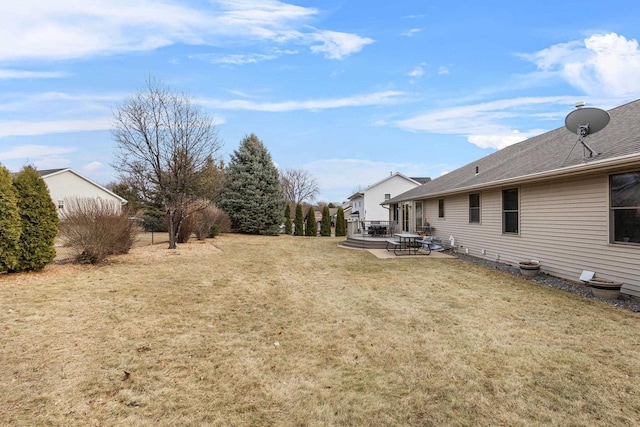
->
[280,168,319,205]
[111,76,223,249]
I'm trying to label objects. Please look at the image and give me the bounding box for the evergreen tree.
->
[305,206,316,236]
[320,205,331,236]
[294,203,304,236]
[11,166,59,272]
[335,206,346,237]
[218,134,285,235]
[0,165,21,272]
[284,203,292,234]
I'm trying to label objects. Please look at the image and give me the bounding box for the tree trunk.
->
[167,210,177,249]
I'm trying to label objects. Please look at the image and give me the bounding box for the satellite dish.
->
[564,104,610,160]
[565,107,610,137]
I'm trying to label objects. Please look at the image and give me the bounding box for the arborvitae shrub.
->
[0,165,21,272]
[11,166,59,272]
[284,203,292,234]
[335,206,346,237]
[305,206,316,236]
[59,198,139,264]
[294,203,304,236]
[320,205,331,237]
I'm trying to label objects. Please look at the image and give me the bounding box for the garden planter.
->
[519,261,540,277]
[588,279,623,299]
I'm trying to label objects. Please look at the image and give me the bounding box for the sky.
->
[2,1,640,203]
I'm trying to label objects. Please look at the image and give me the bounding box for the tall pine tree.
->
[335,206,346,237]
[294,203,304,236]
[0,165,21,272]
[11,166,59,272]
[305,206,316,236]
[320,205,331,236]
[218,134,285,235]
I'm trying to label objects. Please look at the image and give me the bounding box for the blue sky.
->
[2,1,640,202]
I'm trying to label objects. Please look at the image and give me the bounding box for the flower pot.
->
[519,261,540,277]
[588,279,622,299]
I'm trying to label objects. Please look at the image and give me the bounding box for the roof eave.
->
[387,152,640,202]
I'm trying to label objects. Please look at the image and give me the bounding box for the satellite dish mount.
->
[564,103,610,163]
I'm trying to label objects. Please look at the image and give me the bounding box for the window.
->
[57,199,64,209]
[502,188,518,234]
[610,172,640,244]
[469,193,480,223]
[415,201,423,230]
[384,193,391,200]
[438,198,445,218]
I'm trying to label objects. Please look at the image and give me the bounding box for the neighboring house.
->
[347,172,430,222]
[38,168,127,213]
[384,99,640,297]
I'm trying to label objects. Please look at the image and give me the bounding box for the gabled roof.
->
[348,172,428,200]
[39,168,128,204]
[386,99,640,204]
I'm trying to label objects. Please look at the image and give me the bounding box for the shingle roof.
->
[386,99,640,203]
[37,168,68,177]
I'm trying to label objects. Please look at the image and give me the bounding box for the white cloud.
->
[402,28,422,37]
[0,144,75,160]
[467,131,528,150]
[309,30,374,60]
[407,65,424,78]
[34,157,72,170]
[0,69,69,79]
[0,1,371,62]
[396,96,576,149]
[522,32,640,97]
[437,66,449,75]
[0,118,112,138]
[198,90,403,112]
[83,161,104,172]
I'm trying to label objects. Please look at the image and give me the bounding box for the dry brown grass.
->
[1,234,639,426]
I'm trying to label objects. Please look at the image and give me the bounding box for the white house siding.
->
[423,174,640,297]
[43,170,125,211]
[363,175,420,222]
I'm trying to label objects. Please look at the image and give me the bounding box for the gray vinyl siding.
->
[424,174,640,297]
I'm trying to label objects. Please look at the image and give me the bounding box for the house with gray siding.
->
[384,99,640,297]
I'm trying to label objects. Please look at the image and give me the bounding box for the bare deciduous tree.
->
[280,168,319,205]
[112,77,222,249]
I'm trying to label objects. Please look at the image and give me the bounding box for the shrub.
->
[0,165,21,272]
[208,224,219,238]
[11,166,59,272]
[58,198,139,264]
[177,214,195,243]
[320,205,331,237]
[294,203,304,236]
[178,205,231,242]
[305,206,316,236]
[195,206,231,240]
[284,203,292,234]
[335,207,346,237]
